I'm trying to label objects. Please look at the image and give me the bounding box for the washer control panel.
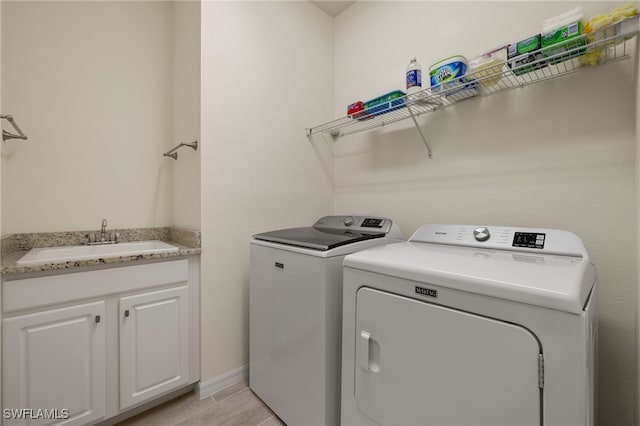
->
[410,224,585,257]
[313,215,392,234]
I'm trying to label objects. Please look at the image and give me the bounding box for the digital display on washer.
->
[361,218,385,228]
[512,232,546,249]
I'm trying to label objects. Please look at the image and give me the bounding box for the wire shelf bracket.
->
[406,104,432,158]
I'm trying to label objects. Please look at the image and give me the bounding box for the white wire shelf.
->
[306,15,639,158]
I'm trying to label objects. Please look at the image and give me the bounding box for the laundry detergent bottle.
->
[406,57,422,95]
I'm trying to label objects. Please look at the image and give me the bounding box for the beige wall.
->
[200,1,333,380]
[1,1,175,234]
[172,1,201,230]
[333,2,636,425]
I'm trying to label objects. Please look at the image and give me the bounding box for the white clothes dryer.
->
[341,224,597,426]
[250,215,404,426]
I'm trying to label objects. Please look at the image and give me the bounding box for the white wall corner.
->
[196,364,248,400]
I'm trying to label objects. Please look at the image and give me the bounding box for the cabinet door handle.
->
[95,315,101,323]
[124,310,130,318]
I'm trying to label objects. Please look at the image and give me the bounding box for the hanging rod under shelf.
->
[163,140,198,160]
[1,114,28,141]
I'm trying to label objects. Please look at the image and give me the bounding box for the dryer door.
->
[354,287,542,426]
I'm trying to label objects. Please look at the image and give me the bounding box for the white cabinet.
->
[3,302,106,426]
[1,258,200,425]
[119,286,190,409]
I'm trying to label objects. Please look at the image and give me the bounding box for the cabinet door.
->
[119,286,190,410]
[2,301,106,426]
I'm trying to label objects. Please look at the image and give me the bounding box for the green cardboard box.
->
[541,21,586,64]
[507,34,548,76]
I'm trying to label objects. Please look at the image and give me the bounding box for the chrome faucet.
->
[100,219,107,241]
[87,219,119,245]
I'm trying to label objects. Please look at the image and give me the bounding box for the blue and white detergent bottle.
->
[406,57,422,95]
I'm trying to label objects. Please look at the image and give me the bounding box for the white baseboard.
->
[196,364,249,399]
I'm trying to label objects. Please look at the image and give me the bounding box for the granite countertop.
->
[1,227,201,276]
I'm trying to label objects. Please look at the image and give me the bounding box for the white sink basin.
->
[17,240,179,266]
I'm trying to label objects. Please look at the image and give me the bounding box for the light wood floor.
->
[115,380,285,426]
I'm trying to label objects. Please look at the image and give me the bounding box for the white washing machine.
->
[341,224,597,426]
[250,215,404,426]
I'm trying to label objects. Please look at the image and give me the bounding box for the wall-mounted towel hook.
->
[1,114,28,141]
[163,140,197,160]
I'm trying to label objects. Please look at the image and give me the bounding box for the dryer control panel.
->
[410,224,586,258]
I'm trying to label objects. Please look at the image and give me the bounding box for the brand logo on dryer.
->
[415,286,437,298]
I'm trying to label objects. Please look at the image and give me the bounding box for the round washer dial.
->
[473,227,490,242]
[343,216,354,226]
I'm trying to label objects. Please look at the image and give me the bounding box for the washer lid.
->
[344,225,596,314]
[252,215,392,251]
[253,227,384,251]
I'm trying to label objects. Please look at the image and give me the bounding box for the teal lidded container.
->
[362,90,406,116]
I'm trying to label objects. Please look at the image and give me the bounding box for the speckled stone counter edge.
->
[0,226,201,275]
[168,227,201,249]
